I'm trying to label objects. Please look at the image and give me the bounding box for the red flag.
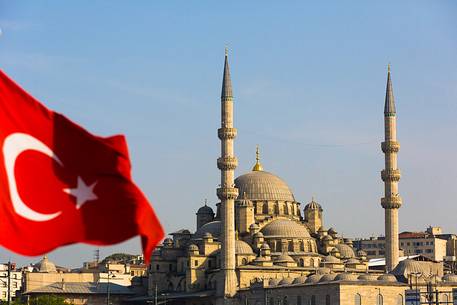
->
[0,70,164,263]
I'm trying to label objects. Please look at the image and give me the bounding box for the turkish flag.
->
[0,70,164,263]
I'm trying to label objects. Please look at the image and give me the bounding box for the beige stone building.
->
[0,263,22,302]
[143,53,457,305]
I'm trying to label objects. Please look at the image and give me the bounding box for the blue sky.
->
[0,1,456,267]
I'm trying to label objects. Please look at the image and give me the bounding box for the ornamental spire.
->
[384,64,396,116]
[252,145,263,171]
[221,47,233,99]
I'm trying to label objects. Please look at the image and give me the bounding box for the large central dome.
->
[235,170,295,202]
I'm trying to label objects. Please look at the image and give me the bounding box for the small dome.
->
[194,221,221,239]
[345,258,360,265]
[203,232,213,239]
[235,240,254,255]
[37,256,57,273]
[378,274,398,282]
[334,244,355,259]
[319,273,338,282]
[261,243,270,250]
[250,223,260,230]
[323,255,341,264]
[323,235,333,242]
[318,226,327,233]
[235,171,295,201]
[357,250,367,257]
[197,204,214,215]
[292,275,308,284]
[268,278,281,286]
[274,253,295,263]
[443,274,457,283]
[188,244,199,251]
[305,274,323,284]
[304,199,322,211]
[328,227,338,235]
[254,232,264,238]
[163,238,173,245]
[279,277,294,285]
[261,219,311,238]
[335,273,359,281]
[358,274,379,281]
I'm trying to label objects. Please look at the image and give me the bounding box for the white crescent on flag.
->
[2,132,62,221]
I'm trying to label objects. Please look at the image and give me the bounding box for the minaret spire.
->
[252,145,263,171]
[381,65,402,272]
[216,49,238,299]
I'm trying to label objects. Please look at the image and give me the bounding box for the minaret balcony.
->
[218,128,237,140]
[381,196,402,209]
[217,156,238,170]
[217,186,239,200]
[381,141,400,153]
[381,169,401,182]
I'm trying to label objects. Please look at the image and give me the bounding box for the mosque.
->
[146,52,457,305]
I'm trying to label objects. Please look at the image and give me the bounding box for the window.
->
[269,297,274,305]
[396,294,403,305]
[299,258,304,267]
[194,260,198,267]
[354,293,361,305]
[283,296,288,305]
[208,260,212,268]
[377,294,383,305]
[169,263,173,271]
[296,296,302,305]
[325,295,330,305]
[12,282,17,288]
[288,240,294,251]
[156,264,160,271]
[311,295,316,305]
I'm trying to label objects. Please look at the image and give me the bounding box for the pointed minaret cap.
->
[221,47,233,99]
[252,145,263,171]
[384,63,396,116]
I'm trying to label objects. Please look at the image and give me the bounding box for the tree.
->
[29,295,73,305]
[101,253,136,264]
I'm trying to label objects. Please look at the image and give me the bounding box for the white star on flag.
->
[63,177,98,209]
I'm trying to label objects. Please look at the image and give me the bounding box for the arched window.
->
[241,258,247,265]
[285,203,289,215]
[167,282,173,291]
[276,242,282,252]
[288,240,294,251]
[442,294,449,304]
[377,294,383,305]
[274,203,279,214]
[300,241,305,251]
[263,202,268,214]
[396,294,403,305]
[283,296,288,305]
[325,295,330,305]
[299,258,304,267]
[354,293,361,305]
[296,296,302,305]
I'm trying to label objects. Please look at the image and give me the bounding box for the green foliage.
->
[101,252,136,264]
[29,295,73,305]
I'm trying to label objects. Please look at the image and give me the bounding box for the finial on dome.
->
[252,145,263,171]
[388,63,391,73]
[225,46,228,57]
[204,198,208,206]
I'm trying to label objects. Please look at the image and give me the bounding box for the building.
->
[0,263,22,302]
[142,52,457,305]
[22,256,146,305]
[354,227,455,262]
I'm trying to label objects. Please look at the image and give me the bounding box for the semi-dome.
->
[378,274,398,282]
[293,275,308,284]
[319,273,338,282]
[323,255,341,264]
[235,171,295,202]
[37,255,57,273]
[274,253,295,263]
[279,277,294,285]
[305,274,323,284]
[235,240,254,255]
[335,273,359,281]
[261,219,311,238]
[391,259,438,281]
[358,274,379,281]
[334,244,356,259]
[194,221,221,239]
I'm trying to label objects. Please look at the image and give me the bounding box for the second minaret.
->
[216,49,239,298]
[381,65,402,272]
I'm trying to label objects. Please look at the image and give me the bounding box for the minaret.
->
[381,64,402,272]
[216,49,238,298]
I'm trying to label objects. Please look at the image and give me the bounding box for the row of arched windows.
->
[354,293,403,305]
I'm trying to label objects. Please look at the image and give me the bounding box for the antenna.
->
[94,249,100,263]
